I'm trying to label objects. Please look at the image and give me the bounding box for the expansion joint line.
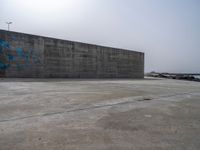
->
[0,92,199,123]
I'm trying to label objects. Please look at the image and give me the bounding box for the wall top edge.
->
[0,29,144,55]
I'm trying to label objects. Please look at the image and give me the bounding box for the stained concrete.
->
[0,30,144,78]
[0,78,200,150]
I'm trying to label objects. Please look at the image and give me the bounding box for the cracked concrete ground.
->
[0,78,200,150]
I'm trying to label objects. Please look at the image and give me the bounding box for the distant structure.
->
[146,72,200,82]
[0,30,144,78]
[5,22,12,31]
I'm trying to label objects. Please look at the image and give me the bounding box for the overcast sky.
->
[0,0,199,73]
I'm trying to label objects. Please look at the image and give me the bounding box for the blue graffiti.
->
[0,39,10,49]
[16,48,24,57]
[7,54,16,61]
[0,62,10,70]
[0,39,41,71]
[0,39,10,54]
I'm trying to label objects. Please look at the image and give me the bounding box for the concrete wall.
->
[0,30,144,78]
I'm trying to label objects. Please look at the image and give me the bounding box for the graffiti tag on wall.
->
[0,39,41,71]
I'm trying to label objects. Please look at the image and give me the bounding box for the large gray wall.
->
[0,30,144,78]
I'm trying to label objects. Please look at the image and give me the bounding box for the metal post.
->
[6,22,12,31]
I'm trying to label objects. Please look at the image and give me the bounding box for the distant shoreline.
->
[146,72,200,82]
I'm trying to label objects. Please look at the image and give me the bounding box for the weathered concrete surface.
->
[0,78,200,150]
[0,30,144,78]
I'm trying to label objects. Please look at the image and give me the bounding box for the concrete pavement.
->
[0,78,200,150]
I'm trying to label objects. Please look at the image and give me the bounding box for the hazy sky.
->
[0,0,199,73]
